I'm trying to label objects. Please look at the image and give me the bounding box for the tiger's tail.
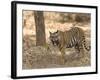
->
[83,36,91,51]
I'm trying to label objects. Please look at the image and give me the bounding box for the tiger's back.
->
[63,27,85,48]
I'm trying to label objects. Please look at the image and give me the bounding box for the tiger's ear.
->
[56,30,59,33]
[49,31,52,34]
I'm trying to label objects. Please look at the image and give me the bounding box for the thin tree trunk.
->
[34,11,46,46]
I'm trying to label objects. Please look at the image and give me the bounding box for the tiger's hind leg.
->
[79,46,85,58]
[75,44,84,58]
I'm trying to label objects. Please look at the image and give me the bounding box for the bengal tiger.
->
[49,27,90,64]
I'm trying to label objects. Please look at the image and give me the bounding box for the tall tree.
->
[34,11,46,46]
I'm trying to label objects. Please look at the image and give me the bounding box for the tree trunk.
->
[34,11,46,46]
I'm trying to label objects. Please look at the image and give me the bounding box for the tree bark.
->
[34,11,46,46]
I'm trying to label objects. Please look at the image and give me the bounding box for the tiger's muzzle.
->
[51,39,59,46]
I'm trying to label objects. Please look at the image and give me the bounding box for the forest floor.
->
[22,23,91,69]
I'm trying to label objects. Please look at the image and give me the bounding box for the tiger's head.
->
[49,30,60,46]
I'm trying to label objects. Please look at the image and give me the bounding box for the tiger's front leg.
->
[59,47,66,64]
